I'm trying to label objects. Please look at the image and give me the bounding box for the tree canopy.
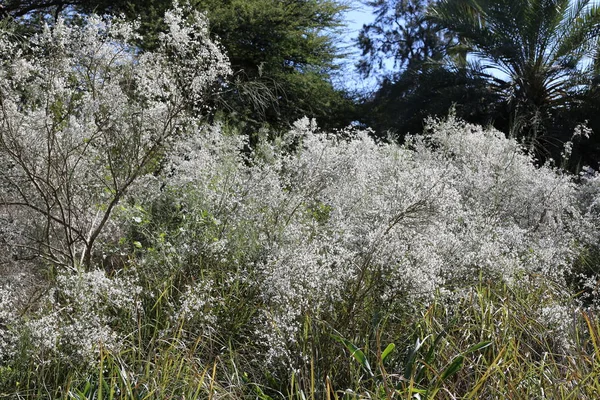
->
[355,0,600,168]
[356,0,499,141]
[357,0,453,78]
[431,0,600,157]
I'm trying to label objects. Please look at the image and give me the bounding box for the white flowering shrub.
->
[0,281,20,363]
[411,118,581,281]
[0,3,229,271]
[0,269,142,369]
[566,167,600,304]
[21,270,141,367]
[122,115,590,373]
[0,268,47,365]
[1,3,598,392]
[0,2,231,374]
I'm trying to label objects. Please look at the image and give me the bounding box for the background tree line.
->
[1,0,357,137]
[358,0,600,170]
[2,0,600,170]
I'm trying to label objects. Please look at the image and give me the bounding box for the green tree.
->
[431,0,600,158]
[357,0,453,77]
[360,66,504,141]
[106,0,356,132]
[187,0,354,131]
[356,0,499,140]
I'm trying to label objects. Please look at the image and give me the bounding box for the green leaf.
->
[404,336,429,380]
[331,334,373,377]
[464,340,492,354]
[440,355,464,382]
[381,343,396,362]
[407,387,427,395]
[414,331,447,383]
[424,332,446,365]
[251,383,274,400]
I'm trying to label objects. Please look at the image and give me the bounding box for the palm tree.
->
[431,0,600,157]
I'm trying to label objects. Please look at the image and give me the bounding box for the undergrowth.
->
[2,275,600,399]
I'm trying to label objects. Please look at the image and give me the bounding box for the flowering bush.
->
[0,2,229,373]
[25,270,141,367]
[0,3,229,271]
[1,3,599,395]
[120,115,590,372]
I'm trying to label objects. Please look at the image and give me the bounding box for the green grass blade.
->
[464,340,492,354]
[440,355,464,382]
[331,334,373,377]
[381,343,395,362]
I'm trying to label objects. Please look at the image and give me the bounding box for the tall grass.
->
[2,272,600,399]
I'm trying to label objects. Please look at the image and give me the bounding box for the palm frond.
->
[555,2,600,60]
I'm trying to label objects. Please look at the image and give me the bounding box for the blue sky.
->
[344,4,374,39]
[333,3,379,92]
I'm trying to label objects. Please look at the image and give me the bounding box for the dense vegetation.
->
[1,1,600,399]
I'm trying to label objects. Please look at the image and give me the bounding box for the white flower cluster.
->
[539,303,577,352]
[0,269,46,363]
[139,115,591,369]
[176,280,218,337]
[0,281,19,363]
[0,3,229,269]
[21,270,142,367]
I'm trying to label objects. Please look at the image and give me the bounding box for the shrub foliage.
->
[1,5,600,399]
